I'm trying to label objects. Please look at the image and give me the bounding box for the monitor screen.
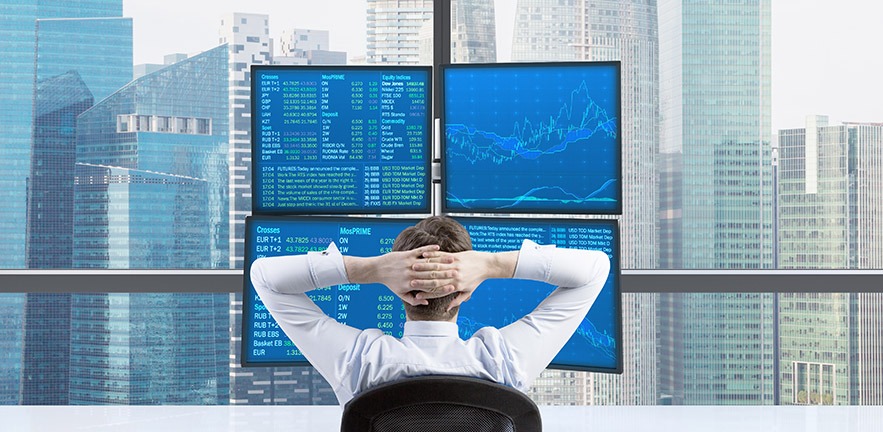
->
[442,62,622,214]
[242,216,621,373]
[251,66,432,214]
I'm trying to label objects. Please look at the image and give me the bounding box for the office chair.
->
[340,375,541,432]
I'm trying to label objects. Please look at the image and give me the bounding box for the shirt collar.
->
[403,320,459,337]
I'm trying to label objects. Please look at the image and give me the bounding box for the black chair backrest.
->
[340,375,541,432]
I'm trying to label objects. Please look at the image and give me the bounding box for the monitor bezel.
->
[439,61,623,216]
[242,214,623,374]
[249,64,434,215]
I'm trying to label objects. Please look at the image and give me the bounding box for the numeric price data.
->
[252,66,431,214]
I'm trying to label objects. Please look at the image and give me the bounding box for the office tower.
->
[418,21,434,64]
[0,295,24,404]
[27,13,132,267]
[366,0,433,64]
[0,0,125,269]
[450,0,496,63]
[17,4,133,405]
[21,72,93,405]
[510,0,659,405]
[27,71,94,269]
[658,0,774,404]
[511,0,579,62]
[134,53,192,80]
[66,45,230,404]
[418,0,497,64]
[277,29,347,65]
[776,117,883,405]
[220,14,337,405]
[220,12,271,269]
[74,45,229,268]
[574,0,659,405]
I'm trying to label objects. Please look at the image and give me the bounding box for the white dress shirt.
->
[250,239,610,405]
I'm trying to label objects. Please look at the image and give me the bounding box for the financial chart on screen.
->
[251,66,431,214]
[442,62,621,214]
[242,216,621,373]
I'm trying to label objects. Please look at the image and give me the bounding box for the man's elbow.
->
[250,259,269,292]
[582,250,611,286]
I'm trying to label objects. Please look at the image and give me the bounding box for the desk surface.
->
[3,405,881,432]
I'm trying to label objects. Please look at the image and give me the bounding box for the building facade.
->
[219,12,271,270]
[18,2,133,405]
[367,0,433,64]
[657,0,774,405]
[21,73,93,405]
[511,0,579,62]
[450,0,497,63]
[777,117,883,405]
[0,0,127,269]
[277,28,346,65]
[510,0,659,405]
[62,45,230,404]
[219,13,338,405]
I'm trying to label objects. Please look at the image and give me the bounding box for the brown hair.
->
[393,216,472,321]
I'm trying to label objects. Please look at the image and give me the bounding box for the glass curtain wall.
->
[1,0,881,406]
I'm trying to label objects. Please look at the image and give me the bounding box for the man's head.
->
[393,216,472,322]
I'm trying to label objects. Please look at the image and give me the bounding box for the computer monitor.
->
[442,62,622,215]
[242,215,621,373]
[251,65,432,214]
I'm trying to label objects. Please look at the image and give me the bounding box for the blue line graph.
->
[457,314,616,361]
[446,80,617,165]
[443,64,621,213]
[446,182,618,210]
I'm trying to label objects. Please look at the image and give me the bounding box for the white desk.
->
[4,405,881,431]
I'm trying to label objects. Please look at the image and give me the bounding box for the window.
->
[5,0,882,408]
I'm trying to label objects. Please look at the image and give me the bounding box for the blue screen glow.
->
[251,66,431,214]
[242,216,621,373]
[443,62,621,214]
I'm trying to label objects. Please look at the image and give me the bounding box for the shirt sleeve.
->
[499,239,611,387]
[249,242,363,393]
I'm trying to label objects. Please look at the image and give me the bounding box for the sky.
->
[123,0,883,132]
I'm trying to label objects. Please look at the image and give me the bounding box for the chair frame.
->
[341,375,541,432]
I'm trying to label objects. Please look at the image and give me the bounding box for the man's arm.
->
[343,244,458,306]
[412,249,519,309]
[250,243,457,392]
[249,243,362,392]
[414,240,610,384]
[500,241,610,384]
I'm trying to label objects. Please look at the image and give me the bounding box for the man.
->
[250,216,610,405]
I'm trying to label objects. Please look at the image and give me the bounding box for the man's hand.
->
[411,250,518,310]
[343,245,459,306]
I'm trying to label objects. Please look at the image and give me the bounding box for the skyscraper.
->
[0,294,24,404]
[67,44,231,404]
[27,71,94,269]
[19,3,133,405]
[511,0,579,62]
[367,0,433,64]
[418,0,497,64]
[220,12,271,270]
[776,117,883,405]
[21,72,93,405]
[0,0,126,269]
[220,13,338,405]
[510,0,659,405]
[450,0,497,63]
[276,29,347,65]
[657,0,774,404]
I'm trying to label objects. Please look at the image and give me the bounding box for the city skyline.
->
[2,0,882,407]
[509,0,659,405]
[120,0,883,132]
